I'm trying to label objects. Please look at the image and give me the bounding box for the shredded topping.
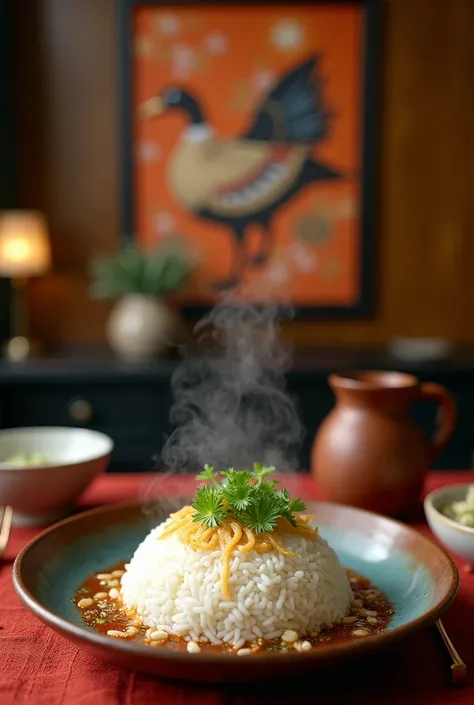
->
[159,507,317,598]
[157,464,318,598]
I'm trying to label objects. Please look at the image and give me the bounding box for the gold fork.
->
[0,506,13,559]
[436,619,467,685]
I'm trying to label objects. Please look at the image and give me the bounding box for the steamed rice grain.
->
[120,520,353,647]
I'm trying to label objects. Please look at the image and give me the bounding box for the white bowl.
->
[0,427,114,527]
[424,483,474,569]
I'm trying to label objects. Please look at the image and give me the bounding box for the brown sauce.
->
[75,561,394,654]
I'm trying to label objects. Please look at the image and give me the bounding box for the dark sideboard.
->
[0,347,474,473]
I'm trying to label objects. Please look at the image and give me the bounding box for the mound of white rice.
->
[120,521,353,649]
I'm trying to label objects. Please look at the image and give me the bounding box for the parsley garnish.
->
[221,469,253,511]
[192,464,306,533]
[192,486,227,528]
[196,463,219,487]
[277,488,306,527]
[252,462,276,486]
[240,488,283,533]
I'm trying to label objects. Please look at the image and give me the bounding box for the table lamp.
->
[0,210,51,361]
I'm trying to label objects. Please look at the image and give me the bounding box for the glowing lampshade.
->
[0,210,51,278]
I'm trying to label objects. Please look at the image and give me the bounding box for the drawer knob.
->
[68,399,93,423]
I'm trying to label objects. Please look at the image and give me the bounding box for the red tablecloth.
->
[1,472,473,705]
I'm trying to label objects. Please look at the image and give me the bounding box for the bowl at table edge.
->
[12,499,459,683]
[424,483,474,568]
[0,427,113,527]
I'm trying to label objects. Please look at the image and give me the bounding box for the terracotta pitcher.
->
[311,371,456,517]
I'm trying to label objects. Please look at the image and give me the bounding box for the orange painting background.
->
[132,4,363,306]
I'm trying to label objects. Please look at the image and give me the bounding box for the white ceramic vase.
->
[106,295,177,362]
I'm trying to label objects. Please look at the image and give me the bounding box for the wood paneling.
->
[11,0,474,347]
[0,1,16,340]
[12,0,118,343]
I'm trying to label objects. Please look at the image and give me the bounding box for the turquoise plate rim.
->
[12,500,460,669]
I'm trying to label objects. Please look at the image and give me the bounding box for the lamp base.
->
[3,336,42,362]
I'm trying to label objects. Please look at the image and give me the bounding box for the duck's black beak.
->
[138,96,165,119]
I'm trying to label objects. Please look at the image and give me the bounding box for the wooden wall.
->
[11,0,474,348]
[0,1,16,340]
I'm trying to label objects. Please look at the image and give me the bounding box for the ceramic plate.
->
[13,501,459,683]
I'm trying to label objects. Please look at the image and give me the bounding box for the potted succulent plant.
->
[90,240,195,362]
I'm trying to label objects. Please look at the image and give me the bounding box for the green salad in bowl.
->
[0,426,113,527]
[3,452,52,467]
[442,485,474,527]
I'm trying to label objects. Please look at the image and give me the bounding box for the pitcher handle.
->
[418,383,457,465]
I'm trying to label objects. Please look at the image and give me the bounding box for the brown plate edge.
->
[12,499,460,670]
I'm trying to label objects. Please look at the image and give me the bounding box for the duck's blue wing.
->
[243,55,333,145]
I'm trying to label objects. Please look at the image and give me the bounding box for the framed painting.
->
[118,0,379,317]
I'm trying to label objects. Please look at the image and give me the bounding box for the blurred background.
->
[0,0,473,473]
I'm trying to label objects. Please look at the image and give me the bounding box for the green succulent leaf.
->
[89,240,196,300]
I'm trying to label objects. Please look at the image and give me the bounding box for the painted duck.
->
[140,55,341,289]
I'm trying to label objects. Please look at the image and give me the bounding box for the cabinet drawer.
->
[1,382,173,445]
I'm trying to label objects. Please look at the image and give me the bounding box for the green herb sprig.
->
[192,463,306,533]
[192,486,227,528]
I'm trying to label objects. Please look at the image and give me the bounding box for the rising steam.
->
[162,302,304,473]
[142,302,304,518]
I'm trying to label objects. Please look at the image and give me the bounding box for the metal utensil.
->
[0,505,13,559]
[436,619,467,684]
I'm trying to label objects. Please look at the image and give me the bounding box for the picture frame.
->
[118,0,380,318]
